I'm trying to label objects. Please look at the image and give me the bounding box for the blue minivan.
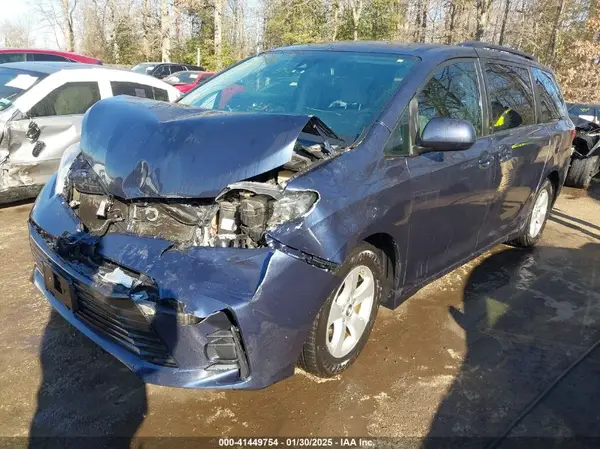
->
[29,41,573,389]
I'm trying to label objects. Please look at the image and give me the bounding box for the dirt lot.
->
[0,180,599,447]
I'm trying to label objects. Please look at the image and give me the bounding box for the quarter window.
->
[153,66,167,77]
[485,63,535,131]
[416,61,482,138]
[384,107,410,156]
[532,68,566,122]
[110,81,169,101]
[29,82,101,117]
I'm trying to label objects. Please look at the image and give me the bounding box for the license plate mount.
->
[43,265,77,310]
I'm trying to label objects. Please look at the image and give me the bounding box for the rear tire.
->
[508,179,553,248]
[564,156,599,189]
[298,242,384,377]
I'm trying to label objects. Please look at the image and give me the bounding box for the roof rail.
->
[459,41,537,62]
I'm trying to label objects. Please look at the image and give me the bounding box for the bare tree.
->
[34,0,78,50]
[107,0,120,63]
[33,0,65,48]
[331,0,342,41]
[61,0,77,50]
[349,0,363,40]
[498,0,510,44]
[0,20,33,47]
[141,0,153,60]
[161,0,171,62]
[475,0,494,40]
[546,0,567,62]
[445,0,458,44]
[420,0,428,42]
[214,0,224,68]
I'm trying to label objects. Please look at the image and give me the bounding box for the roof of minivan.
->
[0,61,98,74]
[273,41,548,70]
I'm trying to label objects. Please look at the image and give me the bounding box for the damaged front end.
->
[58,96,343,250]
[64,154,320,250]
[570,114,600,158]
[29,96,343,388]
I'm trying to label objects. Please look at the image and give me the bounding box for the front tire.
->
[508,179,553,248]
[564,156,599,189]
[298,242,384,377]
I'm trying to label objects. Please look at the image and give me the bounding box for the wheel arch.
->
[547,169,561,205]
[363,233,400,306]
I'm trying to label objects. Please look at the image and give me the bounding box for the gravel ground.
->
[0,178,598,448]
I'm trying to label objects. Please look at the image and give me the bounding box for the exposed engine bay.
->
[570,114,600,157]
[64,137,333,249]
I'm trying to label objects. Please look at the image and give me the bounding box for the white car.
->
[0,62,181,203]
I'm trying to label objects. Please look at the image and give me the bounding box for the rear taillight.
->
[569,128,576,141]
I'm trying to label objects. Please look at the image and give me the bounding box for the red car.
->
[164,71,215,93]
[0,48,102,65]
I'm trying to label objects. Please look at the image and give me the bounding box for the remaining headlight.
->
[267,190,318,229]
[54,143,81,196]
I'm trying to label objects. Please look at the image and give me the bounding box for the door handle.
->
[478,151,493,169]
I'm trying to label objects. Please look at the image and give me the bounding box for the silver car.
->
[0,62,181,204]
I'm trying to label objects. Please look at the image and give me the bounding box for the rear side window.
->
[416,61,482,137]
[154,88,169,101]
[532,68,566,122]
[153,65,168,77]
[569,105,596,119]
[110,81,169,101]
[0,53,26,63]
[29,53,70,62]
[485,63,535,132]
[29,82,101,117]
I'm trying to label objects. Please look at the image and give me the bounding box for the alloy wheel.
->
[326,265,376,358]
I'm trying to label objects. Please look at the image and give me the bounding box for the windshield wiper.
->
[310,119,344,154]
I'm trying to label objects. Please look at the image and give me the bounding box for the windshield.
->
[179,51,419,140]
[166,71,200,84]
[0,67,46,112]
[131,63,156,74]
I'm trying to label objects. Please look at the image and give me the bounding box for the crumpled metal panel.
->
[79,96,320,199]
[0,112,82,204]
[29,179,337,388]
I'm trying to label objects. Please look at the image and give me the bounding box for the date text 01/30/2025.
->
[218,437,377,447]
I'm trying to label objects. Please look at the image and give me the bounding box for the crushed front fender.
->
[29,177,338,389]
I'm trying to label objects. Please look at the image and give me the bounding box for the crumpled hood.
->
[79,96,323,199]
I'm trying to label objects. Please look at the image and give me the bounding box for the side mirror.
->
[420,117,476,152]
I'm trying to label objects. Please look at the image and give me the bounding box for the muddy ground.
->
[0,180,599,448]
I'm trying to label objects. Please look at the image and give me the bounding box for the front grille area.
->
[30,234,177,368]
[74,285,177,367]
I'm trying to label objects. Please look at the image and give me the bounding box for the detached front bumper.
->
[29,177,337,389]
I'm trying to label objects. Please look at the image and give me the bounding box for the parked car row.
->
[131,62,205,79]
[26,40,575,389]
[1,48,218,93]
[164,70,216,93]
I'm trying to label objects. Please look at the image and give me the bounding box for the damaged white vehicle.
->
[0,62,181,204]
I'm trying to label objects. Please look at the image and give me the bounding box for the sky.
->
[0,0,61,49]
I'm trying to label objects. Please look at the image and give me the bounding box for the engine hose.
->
[485,338,600,449]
